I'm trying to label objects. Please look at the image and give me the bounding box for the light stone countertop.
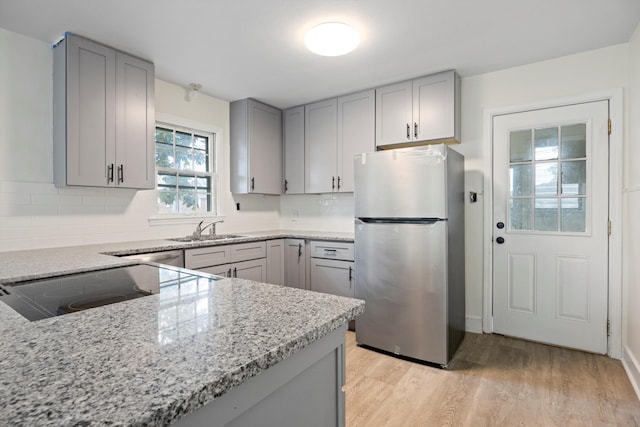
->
[0,229,354,284]
[0,229,362,426]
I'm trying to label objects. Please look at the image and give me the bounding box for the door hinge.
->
[608,220,612,236]
[608,119,612,135]
[607,320,611,337]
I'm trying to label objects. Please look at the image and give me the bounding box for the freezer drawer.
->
[355,220,449,365]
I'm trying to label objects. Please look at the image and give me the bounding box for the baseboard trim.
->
[465,315,483,334]
[623,345,640,401]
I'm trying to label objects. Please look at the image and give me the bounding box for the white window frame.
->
[148,113,224,226]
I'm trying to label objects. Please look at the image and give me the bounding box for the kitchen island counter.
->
[0,274,363,426]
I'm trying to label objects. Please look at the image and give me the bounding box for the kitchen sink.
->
[168,234,248,243]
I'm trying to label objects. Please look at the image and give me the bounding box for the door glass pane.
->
[561,198,586,232]
[509,199,533,231]
[561,160,586,195]
[534,127,559,160]
[510,130,532,162]
[510,164,532,197]
[535,198,558,231]
[535,163,558,195]
[561,124,586,159]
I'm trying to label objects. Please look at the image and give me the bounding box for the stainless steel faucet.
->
[192,219,224,239]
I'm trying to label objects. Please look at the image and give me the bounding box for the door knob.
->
[496,237,505,244]
[496,222,505,229]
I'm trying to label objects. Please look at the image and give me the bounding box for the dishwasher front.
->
[122,250,184,268]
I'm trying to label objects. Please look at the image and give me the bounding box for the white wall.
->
[624,22,640,397]
[0,28,279,252]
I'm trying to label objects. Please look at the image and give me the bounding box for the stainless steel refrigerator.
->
[354,144,465,367]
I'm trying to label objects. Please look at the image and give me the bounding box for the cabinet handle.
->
[332,176,335,190]
[107,164,114,183]
[414,122,418,139]
[284,180,288,193]
[233,267,238,277]
[406,123,410,140]
[251,177,255,191]
[348,266,353,282]
[227,268,232,277]
[298,243,302,259]
[337,176,341,190]
[117,165,124,183]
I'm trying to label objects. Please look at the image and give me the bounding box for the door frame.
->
[482,89,623,358]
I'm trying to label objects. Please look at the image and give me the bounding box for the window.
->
[155,123,217,214]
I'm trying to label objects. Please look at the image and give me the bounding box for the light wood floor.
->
[344,331,640,426]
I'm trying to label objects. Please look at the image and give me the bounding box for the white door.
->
[492,101,609,354]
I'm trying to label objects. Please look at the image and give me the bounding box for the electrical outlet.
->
[291,210,298,221]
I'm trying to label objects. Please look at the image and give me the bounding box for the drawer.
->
[309,240,354,261]
[185,245,231,269]
[230,241,267,263]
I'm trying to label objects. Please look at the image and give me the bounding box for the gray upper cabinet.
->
[376,70,460,149]
[283,106,305,194]
[230,99,282,195]
[305,98,337,194]
[337,90,375,192]
[305,90,375,194]
[53,34,155,189]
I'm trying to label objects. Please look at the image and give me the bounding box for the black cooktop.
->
[0,264,220,321]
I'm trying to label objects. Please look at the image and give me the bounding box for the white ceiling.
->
[1,0,639,109]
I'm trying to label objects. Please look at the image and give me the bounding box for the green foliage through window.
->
[155,125,215,214]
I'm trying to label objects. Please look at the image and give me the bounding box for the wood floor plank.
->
[345,331,640,427]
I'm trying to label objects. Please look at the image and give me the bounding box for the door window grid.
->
[155,124,217,214]
[508,124,587,233]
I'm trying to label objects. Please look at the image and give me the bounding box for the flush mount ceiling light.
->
[304,22,360,56]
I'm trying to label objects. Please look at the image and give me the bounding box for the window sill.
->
[148,214,225,226]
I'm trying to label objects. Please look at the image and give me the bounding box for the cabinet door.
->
[249,100,282,194]
[199,265,232,277]
[305,99,337,193]
[413,70,458,143]
[63,35,116,187]
[337,90,375,192]
[230,99,282,195]
[283,106,305,194]
[284,239,306,289]
[230,241,267,263]
[184,245,232,269]
[375,80,412,148]
[266,239,285,285]
[115,52,155,189]
[233,259,267,282]
[310,258,354,298]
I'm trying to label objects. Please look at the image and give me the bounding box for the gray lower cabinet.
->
[173,324,347,427]
[308,241,355,298]
[201,259,267,282]
[53,33,155,189]
[266,239,285,285]
[284,239,306,289]
[230,98,283,195]
[309,258,354,298]
[185,241,267,281]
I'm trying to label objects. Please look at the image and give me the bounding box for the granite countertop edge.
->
[156,304,364,426]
